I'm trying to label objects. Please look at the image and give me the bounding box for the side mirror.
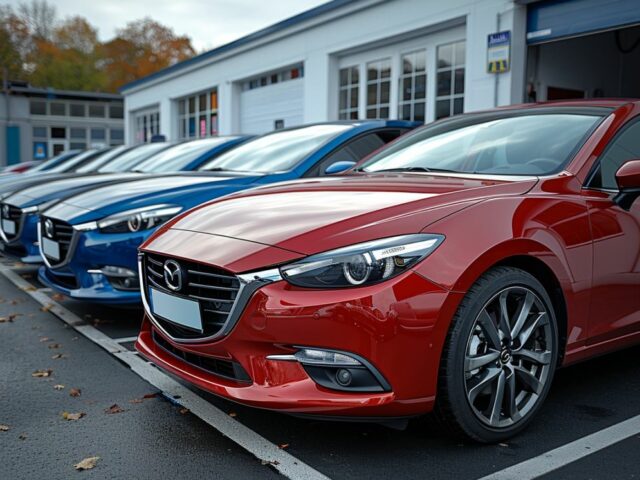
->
[324,160,356,175]
[613,160,640,210]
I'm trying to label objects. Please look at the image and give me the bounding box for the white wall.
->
[123,0,525,141]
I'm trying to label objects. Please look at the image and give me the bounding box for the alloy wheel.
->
[463,286,553,428]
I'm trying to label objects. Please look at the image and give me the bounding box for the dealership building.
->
[119,0,640,143]
[0,83,125,165]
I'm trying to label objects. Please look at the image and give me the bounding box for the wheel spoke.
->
[498,291,512,342]
[488,370,506,426]
[465,350,500,372]
[504,368,520,421]
[477,309,501,350]
[513,348,551,365]
[467,367,501,403]
[517,312,548,348]
[514,365,543,395]
[510,292,534,339]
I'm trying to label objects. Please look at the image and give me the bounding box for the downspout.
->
[494,12,502,107]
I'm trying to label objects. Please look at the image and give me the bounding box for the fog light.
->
[100,266,139,291]
[294,348,362,366]
[336,368,352,386]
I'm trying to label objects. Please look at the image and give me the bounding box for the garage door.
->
[239,78,304,134]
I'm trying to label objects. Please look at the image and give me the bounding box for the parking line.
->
[479,414,640,480]
[0,266,332,480]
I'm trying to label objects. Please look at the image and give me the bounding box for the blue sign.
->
[487,31,511,73]
[33,142,47,160]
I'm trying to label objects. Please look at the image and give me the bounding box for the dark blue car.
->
[0,137,248,262]
[37,121,418,304]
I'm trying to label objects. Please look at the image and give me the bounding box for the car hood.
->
[44,173,265,223]
[0,172,85,199]
[156,173,538,259]
[4,173,146,209]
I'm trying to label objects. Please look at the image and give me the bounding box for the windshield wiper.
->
[367,167,462,174]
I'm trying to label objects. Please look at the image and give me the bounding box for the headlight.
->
[280,234,444,288]
[96,205,182,233]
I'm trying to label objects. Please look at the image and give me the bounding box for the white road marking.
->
[1,266,331,480]
[478,414,640,480]
[113,336,140,344]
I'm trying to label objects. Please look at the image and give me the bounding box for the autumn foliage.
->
[0,0,195,92]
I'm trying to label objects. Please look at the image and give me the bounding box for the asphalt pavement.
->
[1,261,639,480]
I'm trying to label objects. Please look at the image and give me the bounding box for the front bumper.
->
[40,229,153,304]
[136,270,463,417]
[0,213,42,263]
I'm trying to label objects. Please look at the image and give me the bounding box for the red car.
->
[136,101,640,442]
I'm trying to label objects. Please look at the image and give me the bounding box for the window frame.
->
[435,40,466,120]
[177,88,219,140]
[398,49,427,122]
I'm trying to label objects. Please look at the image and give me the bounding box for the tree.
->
[102,18,195,91]
[0,6,31,80]
[17,0,55,40]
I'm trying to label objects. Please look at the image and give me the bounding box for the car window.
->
[75,145,132,173]
[96,143,171,172]
[29,151,79,172]
[47,149,102,173]
[198,125,353,173]
[306,130,403,177]
[588,120,640,190]
[359,114,602,176]
[134,138,238,173]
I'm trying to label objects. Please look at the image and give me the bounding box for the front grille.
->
[152,330,251,382]
[144,253,241,340]
[40,216,75,266]
[44,268,79,289]
[1,204,23,241]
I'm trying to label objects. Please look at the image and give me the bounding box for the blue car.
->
[37,121,418,304]
[0,137,247,263]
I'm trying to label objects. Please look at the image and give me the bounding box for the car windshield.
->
[47,149,102,173]
[199,124,353,173]
[29,151,80,172]
[359,113,602,176]
[134,137,239,173]
[75,145,132,173]
[96,143,171,173]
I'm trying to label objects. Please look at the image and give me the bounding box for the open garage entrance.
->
[525,0,640,102]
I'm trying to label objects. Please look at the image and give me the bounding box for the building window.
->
[338,66,359,120]
[366,59,391,119]
[91,128,106,141]
[178,88,218,140]
[70,128,86,139]
[110,129,124,145]
[50,127,66,139]
[32,126,47,138]
[30,101,46,115]
[241,64,304,91]
[436,40,465,120]
[50,102,66,116]
[70,142,86,150]
[109,104,124,119]
[70,103,86,117]
[398,50,426,122]
[89,104,105,118]
[134,110,160,144]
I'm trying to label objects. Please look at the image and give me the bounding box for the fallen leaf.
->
[278,443,290,450]
[51,293,65,301]
[18,433,27,440]
[261,460,280,466]
[74,456,99,471]
[51,353,68,360]
[128,398,143,404]
[179,408,189,415]
[40,304,54,312]
[142,393,158,399]
[105,404,124,415]
[53,384,65,390]
[39,337,51,342]
[21,286,36,292]
[62,412,85,421]
[229,412,237,418]
[0,314,19,323]
[32,369,52,378]
[0,425,9,431]
[69,388,81,397]
[47,343,62,349]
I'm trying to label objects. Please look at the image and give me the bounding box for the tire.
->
[435,266,559,443]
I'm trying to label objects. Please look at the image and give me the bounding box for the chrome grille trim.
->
[139,253,282,344]
[0,204,25,243]
[38,216,80,269]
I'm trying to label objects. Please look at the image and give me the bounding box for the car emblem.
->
[2,204,9,218]
[163,259,183,292]
[44,219,54,238]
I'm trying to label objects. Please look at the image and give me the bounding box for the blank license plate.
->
[2,219,15,235]
[41,237,60,260]
[150,287,202,332]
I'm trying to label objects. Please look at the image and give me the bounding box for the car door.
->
[583,118,640,345]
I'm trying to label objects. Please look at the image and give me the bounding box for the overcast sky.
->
[7,0,329,51]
